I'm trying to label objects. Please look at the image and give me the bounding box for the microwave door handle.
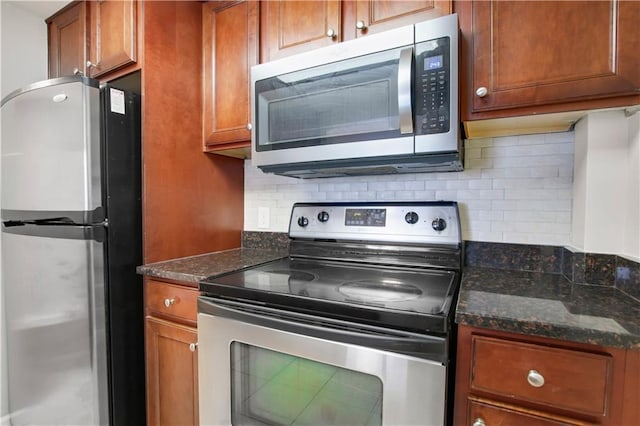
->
[398,47,414,134]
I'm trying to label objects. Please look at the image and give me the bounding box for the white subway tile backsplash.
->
[244,132,575,245]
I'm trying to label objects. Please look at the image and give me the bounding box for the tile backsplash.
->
[245,131,574,246]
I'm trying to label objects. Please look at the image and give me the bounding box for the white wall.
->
[626,112,640,258]
[245,132,575,246]
[572,110,640,260]
[1,1,50,419]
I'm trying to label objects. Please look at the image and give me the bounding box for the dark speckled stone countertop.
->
[457,267,640,349]
[136,248,288,286]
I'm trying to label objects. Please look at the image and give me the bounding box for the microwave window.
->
[425,55,443,70]
[268,79,393,143]
[255,47,406,150]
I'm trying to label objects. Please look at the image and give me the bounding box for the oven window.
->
[230,342,383,425]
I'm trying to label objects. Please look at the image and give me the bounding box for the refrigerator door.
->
[2,229,108,425]
[1,76,102,223]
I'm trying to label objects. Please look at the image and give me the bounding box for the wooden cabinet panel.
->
[46,2,87,78]
[141,1,244,264]
[344,0,450,40]
[471,335,611,417]
[261,0,342,61]
[468,399,581,426]
[462,0,640,118]
[88,0,137,78]
[145,316,198,426]
[144,279,198,325]
[203,0,258,156]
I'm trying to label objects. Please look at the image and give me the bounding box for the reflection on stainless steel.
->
[338,280,422,303]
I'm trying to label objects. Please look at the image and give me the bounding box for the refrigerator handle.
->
[1,222,106,242]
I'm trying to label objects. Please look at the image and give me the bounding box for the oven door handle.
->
[198,297,447,363]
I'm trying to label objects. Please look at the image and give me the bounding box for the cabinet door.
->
[145,316,198,426]
[203,0,258,156]
[260,0,341,62]
[46,1,87,78]
[469,0,640,115]
[344,0,451,40]
[88,0,137,78]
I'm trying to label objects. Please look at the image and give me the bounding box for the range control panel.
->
[289,202,461,245]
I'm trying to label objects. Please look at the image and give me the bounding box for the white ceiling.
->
[5,0,71,19]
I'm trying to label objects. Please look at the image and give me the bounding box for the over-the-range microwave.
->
[250,13,461,179]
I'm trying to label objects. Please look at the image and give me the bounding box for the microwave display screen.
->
[425,55,443,70]
[345,209,386,227]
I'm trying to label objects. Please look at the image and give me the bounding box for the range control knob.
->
[432,217,447,232]
[317,211,330,222]
[297,216,309,227]
[405,211,419,224]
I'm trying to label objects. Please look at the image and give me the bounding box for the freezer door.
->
[2,231,108,425]
[0,77,101,219]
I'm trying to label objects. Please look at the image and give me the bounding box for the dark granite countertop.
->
[136,248,288,286]
[456,267,640,349]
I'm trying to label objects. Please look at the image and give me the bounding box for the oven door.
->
[198,297,448,426]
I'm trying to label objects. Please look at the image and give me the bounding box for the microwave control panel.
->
[415,36,451,135]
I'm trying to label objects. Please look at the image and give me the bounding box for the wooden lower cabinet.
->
[144,279,199,426]
[454,325,637,426]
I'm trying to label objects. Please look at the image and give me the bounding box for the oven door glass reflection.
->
[230,342,383,426]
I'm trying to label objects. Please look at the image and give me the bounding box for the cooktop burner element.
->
[200,202,463,335]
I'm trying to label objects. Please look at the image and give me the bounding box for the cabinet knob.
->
[356,20,367,30]
[527,369,545,388]
[326,28,337,39]
[246,123,253,131]
[472,418,486,426]
[475,87,488,98]
[86,60,99,69]
[164,298,176,308]
[189,342,198,352]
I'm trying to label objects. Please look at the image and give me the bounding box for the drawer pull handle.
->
[189,342,198,352]
[472,418,486,426]
[527,369,545,388]
[164,298,176,308]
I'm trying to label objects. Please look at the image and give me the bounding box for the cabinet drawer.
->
[471,336,612,416]
[468,399,583,426]
[145,279,198,324]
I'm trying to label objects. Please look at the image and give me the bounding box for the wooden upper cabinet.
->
[260,1,453,61]
[462,0,640,119]
[260,0,342,62]
[203,0,258,157]
[47,2,87,78]
[343,0,451,41]
[87,0,137,78]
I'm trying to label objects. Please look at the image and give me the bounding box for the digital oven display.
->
[345,209,386,227]
[425,55,444,70]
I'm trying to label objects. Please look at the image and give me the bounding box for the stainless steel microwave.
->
[251,14,461,179]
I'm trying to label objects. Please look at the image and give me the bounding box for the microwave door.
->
[253,46,415,167]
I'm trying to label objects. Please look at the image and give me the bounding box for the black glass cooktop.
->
[199,258,459,334]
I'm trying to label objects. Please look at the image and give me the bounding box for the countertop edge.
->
[455,311,640,350]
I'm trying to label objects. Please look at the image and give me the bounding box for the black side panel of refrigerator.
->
[100,86,145,425]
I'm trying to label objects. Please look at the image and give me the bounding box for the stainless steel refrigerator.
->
[1,76,144,425]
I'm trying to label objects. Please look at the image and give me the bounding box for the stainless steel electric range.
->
[198,201,463,426]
